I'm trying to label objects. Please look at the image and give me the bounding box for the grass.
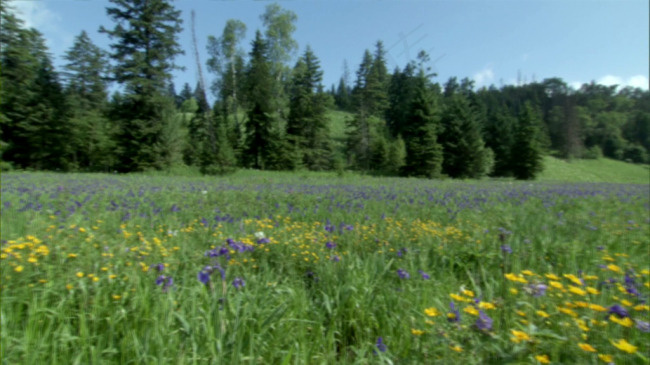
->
[1,171,649,364]
[539,156,649,184]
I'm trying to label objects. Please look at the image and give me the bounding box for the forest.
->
[1,0,648,179]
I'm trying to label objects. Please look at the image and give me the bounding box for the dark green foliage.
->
[244,31,275,170]
[99,0,184,171]
[287,46,332,170]
[401,76,443,178]
[386,63,417,137]
[511,102,544,180]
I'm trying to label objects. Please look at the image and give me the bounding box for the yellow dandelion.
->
[76,272,84,278]
[589,303,607,312]
[634,304,649,311]
[425,307,441,317]
[545,273,560,281]
[112,294,121,300]
[68,253,77,258]
[578,343,596,352]
[536,310,550,318]
[557,307,578,318]
[109,274,117,279]
[450,293,471,302]
[92,277,99,283]
[101,267,108,272]
[461,289,475,297]
[478,301,496,310]
[14,265,24,273]
[549,281,564,290]
[586,286,600,295]
[66,284,73,290]
[569,286,587,296]
[464,306,479,316]
[411,328,424,336]
[510,329,531,343]
[510,288,518,295]
[620,299,633,307]
[27,257,37,263]
[607,264,622,273]
[516,310,527,317]
[535,354,550,364]
[611,339,637,354]
[521,270,535,276]
[598,354,613,363]
[609,316,633,327]
[450,345,463,353]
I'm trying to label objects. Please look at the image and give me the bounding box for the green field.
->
[539,156,649,184]
[1,171,649,364]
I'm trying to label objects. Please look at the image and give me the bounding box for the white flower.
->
[201,190,208,195]
[254,231,265,239]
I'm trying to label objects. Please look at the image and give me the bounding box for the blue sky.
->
[10,0,649,100]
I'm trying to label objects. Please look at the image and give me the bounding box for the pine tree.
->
[244,30,275,169]
[401,75,443,178]
[511,102,544,179]
[287,46,331,170]
[99,0,184,171]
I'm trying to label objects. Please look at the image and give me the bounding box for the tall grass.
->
[1,172,648,363]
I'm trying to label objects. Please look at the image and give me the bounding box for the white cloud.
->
[12,1,61,30]
[570,75,649,91]
[473,67,494,87]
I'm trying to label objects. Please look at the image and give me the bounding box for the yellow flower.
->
[411,328,424,336]
[586,286,600,295]
[425,307,441,317]
[549,281,564,290]
[557,307,578,318]
[521,270,535,276]
[510,329,531,343]
[450,293,471,302]
[575,319,590,332]
[545,273,560,281]
[564,274,583,286]
[450,345,463,352]
[609,316,633,327]
[589,303,607,312]
[607,264,622,273]
[516,310,527,317]
[598,354,613,363]
[101,267,108,272]
[464,306,479,316]
[478,301,496,310]
[510,288,518,295]
[92,277,99,283]
[112,294,121,300]
[568,286,586,296]
[536,310,550,318]
[76,272,84,278]
[66,284,73,290]
[634,304,649,311]
[461,289,475,297]
[578,343,596,352]
[27,257,37,263]
[611,339,637,354]
[425,320,435,325]
[109,274,117,279]
[505,273,528,284]
[68,253,77,258]
[14,265,24,273]
[535,354,550,364]
[620,299,633,307]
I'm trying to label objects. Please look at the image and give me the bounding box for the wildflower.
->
[607,304,629,318]
[330,255,340,262]
[232,277,245,289]
[611,339,637,354]
[501,244,512,254]
[447,302,460,323]
[461,289,475,297]
[411,329,424,336]
[510,329,531,343]
[609,316,633,327]
[464,306,479,316]
[475,310,493,331]
[607,264,622,273]
[375,337,387,353]
[598,354,613,363]
[418,270,430,280]
[425,307,441,317]
[450,344,463,352]
[478,301,496,310]
[198,270,211,285]
[450,293,471,302]
[151,263,165,272]
[569,286,587,296]
[635,319,650,332]
[505,273,527,284]
[66,284,73,290]
[586,286,600,295]
[578,343,597,352]
[535,354,550,364]
[525,283,548,297]
[510,288,518,295]
[545,273,560,281]
[634,304,650,311]
[14,265,23,273]
[325,241,336,249]
[397,269,409,279]
[76,272,84,278]
[112,294,121,300]
[522,270,535,276]
[68,253,77,258]
[536,310,550,318]
[109,274,117,280]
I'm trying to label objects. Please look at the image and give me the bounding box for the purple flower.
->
[448,302,461,323]
[155,275,166,286]
[526,283,547,297]
[475,310,493,331]
[608,304,629,318]
[375,337,387,353]
[156,275,173,292]
[232,277,245,289]
[331,255,340,262]
[397,269,410,279]
[198,270,211,285]
[326,241,336,249]
[257,237,270,244]
[501,244,512,254]
[418,270,430,280]
[635,319,650,333]
[150,263,165,272]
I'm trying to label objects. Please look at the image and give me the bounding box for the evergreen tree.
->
[401,75,443,178]
[244,30,275,169]
[386,63,417,137]
[99,0,184,171]
[287,46,331,170]
[511,102,544,179]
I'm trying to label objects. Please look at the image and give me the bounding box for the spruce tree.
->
[99,0,184,171]
[511,102,544,179]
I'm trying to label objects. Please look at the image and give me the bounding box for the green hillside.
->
[538,156,649,184]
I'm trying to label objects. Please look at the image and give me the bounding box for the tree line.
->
[1,0,648,179]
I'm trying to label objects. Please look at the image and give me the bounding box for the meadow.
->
[1,171,649,364]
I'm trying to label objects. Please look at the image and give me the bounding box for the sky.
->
[9,0,649,101]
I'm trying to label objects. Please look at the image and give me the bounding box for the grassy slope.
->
[538,156,649,184]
